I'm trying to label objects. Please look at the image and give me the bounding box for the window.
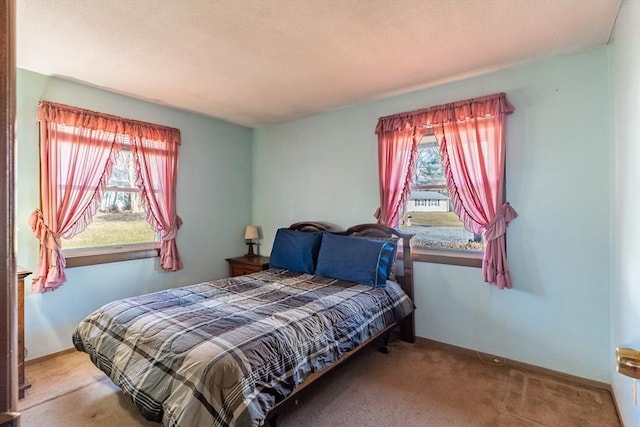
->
[375,93,516,286]
[62,140,158,251]
[399,133,484,267]
[30,101,182,292]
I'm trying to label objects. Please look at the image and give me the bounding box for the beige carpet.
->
[18,340,621,426]
[503,370,618,426]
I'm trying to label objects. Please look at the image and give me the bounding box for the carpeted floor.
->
[18,340,621,426]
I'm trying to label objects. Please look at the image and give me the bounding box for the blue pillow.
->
[269,228,323,274]
[315,233,397,287]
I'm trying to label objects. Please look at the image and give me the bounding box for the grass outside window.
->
[401,211,483,268]
[62,211,160,267]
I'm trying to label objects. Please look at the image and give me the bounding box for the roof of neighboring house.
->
[410,190,449,200]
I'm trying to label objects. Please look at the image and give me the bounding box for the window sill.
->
[412,248,483,268]
[63,242,160,268]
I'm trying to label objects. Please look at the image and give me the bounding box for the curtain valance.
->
[37,101,182,145]
[375,92,514,134]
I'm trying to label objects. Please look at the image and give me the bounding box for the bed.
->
[72,222,415,427]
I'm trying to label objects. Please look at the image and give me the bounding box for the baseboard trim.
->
[417,337,612,391]
[608,386,623,427]
[25,348,76,367]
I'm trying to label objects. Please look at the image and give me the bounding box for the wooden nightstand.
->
[225,256,270,277]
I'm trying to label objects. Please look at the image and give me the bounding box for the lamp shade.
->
[244,225,259,240]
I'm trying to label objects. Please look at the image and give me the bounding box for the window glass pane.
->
[108,148,136,188]
[63,148,158,249]
[63,149,158,249]
[399,135,484,252]
[63,190,157,249]
[414,135,446,186]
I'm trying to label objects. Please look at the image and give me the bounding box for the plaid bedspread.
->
[72,268,414,427]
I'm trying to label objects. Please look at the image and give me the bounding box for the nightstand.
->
[225,255,270,277]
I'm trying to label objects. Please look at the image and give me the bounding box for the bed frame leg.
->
[379,331,391,354]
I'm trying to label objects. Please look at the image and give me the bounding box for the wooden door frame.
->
[0,0,19,425]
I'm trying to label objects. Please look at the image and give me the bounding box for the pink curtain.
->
[376,93,517,288]
[433,96,516,288]
[29,102,121,292]
[29,102,183,292]
[374,125,425,227]
[129,125,183,271]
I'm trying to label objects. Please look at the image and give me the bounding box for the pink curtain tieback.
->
[484,203,518,242]
[28,209,61,250]
[160,215,183,271]
[161,216,183,241]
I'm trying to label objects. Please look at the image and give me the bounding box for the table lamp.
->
[244,225,259,257]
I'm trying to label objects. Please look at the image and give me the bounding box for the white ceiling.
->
[16,0,621,127]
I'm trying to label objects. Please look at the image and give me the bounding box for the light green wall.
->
[253,48,611,381]
[609,0,640,425]
[16,69,253,359]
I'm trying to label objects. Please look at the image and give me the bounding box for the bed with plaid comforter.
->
[72,268,414,427]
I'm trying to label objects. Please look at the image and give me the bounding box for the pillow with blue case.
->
[269,228,323,274]
[315,232,397,287]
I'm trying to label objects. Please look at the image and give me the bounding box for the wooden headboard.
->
[289,221,415,343]
[288,221,341,233]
